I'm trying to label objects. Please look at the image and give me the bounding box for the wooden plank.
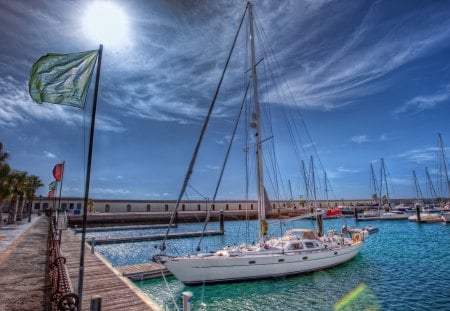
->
[60,228,161,311]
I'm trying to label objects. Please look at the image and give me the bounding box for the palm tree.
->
[25,175,44,222]
[0,142,10,225]
[7,170,27,224]
[14,171,28,222]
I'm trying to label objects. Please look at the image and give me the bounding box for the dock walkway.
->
[60,227,161,310]
[0,216,50,311]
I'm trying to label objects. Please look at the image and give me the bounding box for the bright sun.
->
[82,2,129,47]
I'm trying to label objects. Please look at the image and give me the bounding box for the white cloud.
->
[351,135,368,144]
[44,151,56,159]
[396,147,437,163]
[393,86,450,117]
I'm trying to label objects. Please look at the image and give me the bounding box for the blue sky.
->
[1,0,449,201]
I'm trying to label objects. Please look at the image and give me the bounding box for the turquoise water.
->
[92,218,450,310]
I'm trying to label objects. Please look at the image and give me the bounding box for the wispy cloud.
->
[44,151,56,159]
[327,166,360,179]
[396,147,438,163]
[276,1,450,110]
[393,85,450,117]
[351,135,369,144]
[0,75,126,132]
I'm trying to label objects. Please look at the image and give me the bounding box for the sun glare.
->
[82,2,128,47]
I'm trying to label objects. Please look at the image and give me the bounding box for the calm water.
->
[91,218,450,310]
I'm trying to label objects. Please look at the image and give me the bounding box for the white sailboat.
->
[156,2,366,286]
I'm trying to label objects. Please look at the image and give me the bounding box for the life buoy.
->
[352,233,360,243]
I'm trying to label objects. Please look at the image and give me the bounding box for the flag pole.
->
[78,44,102,308]
[56,161,65,230]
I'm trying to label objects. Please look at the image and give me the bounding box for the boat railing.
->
[48,215,79,311]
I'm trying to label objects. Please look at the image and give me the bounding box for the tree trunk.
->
[8,198,16,224]
[0,200,3,225]
[16,197,24,221]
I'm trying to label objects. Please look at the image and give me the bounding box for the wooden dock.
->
[116,263,172,281]
[60,228,161,310]
[73,223,176,233]
[90,229,224,244]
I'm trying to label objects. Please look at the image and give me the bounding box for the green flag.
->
[29,50,98,108]
[49,180,57,191]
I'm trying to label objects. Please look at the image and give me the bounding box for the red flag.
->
[48,190,55,198]
[52,163,64,181]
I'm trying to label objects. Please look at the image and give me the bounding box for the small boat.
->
[408,213,443,223]
[378,210,410,220]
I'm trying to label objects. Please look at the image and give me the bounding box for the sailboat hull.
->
[162,242,363,285]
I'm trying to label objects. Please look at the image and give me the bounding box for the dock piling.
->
[89,296,102,311]
[220,209,224,234]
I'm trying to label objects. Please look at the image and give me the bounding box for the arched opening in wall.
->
[272,203,275,209]
[127,204,131,212]
[250,204,253,210]
[146,204,150,212]
[212,204,215,211]
[197,204,201,211]
[283,203,286,207]
[105,204,110,213]
[182,204,185,211]
[239,204,241,210]
[226,204,229,210]
[165,204,168,212]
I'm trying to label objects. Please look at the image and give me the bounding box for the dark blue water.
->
[91,219,450,310]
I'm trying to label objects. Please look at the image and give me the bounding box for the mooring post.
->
[316,214,323,236]
[182,291,193,311]
[219,209,224,234]
[90,295,102,311]
[91,237,95,254]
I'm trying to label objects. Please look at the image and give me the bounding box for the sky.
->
[1,0,450,201]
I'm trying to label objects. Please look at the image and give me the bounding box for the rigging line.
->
[195,80,251,251]
[253,21,291,202]
[159,6,247,251]
[255,11,334,198]
[254,16,309,194]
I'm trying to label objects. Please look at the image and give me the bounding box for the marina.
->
[89,216,450,310]
[1,0,450,310]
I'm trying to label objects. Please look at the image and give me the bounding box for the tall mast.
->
[381,158,390,207]
[438,133,450,200]
[413,170,423,204]
[248,2,265,241]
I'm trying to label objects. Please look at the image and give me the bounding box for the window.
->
[76,203,82,209]
[69,203,74,210]
[127,204,131,212]
[34,203,40,210]
[146,204,150,212]
[182,204,185,211]
[105,204,110,212]
[165,204,168,212]
[61,203,67,210]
